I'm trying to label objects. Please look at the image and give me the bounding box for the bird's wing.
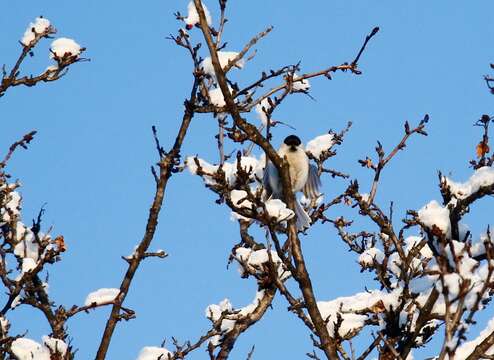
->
[294,199,311,231]
[262,162,276,199]
[303,164,321,200]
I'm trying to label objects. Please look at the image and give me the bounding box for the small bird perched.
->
[263,135,321,231]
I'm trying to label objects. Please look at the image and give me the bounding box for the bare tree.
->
[3,2,494,360]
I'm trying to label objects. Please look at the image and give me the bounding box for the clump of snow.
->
[306,134,336,159]
[230,190,254,221]
[317,290,400,339]
[230,190,253,209]
[233,247,289,280]
[206,291,266,346]
[84,288,119,306]
[264,199,294,222]
[21,258,37,274]
[405,236,433,259]
[359,247,385,267]
[444,167,494,200]
[206,298,232,321]
[1,191,22,223]
[13,225,39,262]
[406,237,489,312]
[21,17,51,46]
[208,86,233,107]
[50,38,82,59]
[440,273,461,297]
[417,200,451,237]
[205,298,236,346]
[184,1,212,29]
[186,155,259,186]
[42,336,68,356]
[291,73,310,91]
[186,157,219,185]
[11,338,50,360]
[136,346,172,360]
[201,51,245,77]
[255,98,272,126]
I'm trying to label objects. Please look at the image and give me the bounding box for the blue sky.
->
[2,1,494,359]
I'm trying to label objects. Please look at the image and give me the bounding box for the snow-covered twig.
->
[0,18,85,98]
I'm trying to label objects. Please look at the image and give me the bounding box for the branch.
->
[362,115,429,205]
[0,131,37,169]
[94,78,199,359]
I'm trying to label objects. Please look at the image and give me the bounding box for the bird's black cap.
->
[284,135,301,147]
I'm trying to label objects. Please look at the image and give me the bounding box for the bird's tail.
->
[294,200,311,231]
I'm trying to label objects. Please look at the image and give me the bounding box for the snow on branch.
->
[442,166,494,201]
[20,16,52,46]
[201,51,245,78]
[205,290,270,347]
[85,288,120,306]
[0,17,86,98]
[183,1,212,30]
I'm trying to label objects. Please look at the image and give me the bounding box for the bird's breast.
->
[285,151,309,192]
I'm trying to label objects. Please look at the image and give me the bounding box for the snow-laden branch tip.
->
[1,190,21,222]
[230,190,254,221]
[184,1,212,29]
[234,247,290,280]
[201,51,245,77]
[186,155,262,186]
[264,199,294,222]
[229,192,295,224]
[306,133,337,159]
[43,336,68,357]
[418,200,451,237]
[317,290,400,339]
[358,247,385,267]
[208,86,232,107]
[84,288,120,306]
[443,166,494,200]
[11,338,50,360]
[21,17,51,46]
[50,37,83,60]
[20,258,37,274]
[206,291,266,346]
[136,346,172,360]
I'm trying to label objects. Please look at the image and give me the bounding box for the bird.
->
[263,135,321,231]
